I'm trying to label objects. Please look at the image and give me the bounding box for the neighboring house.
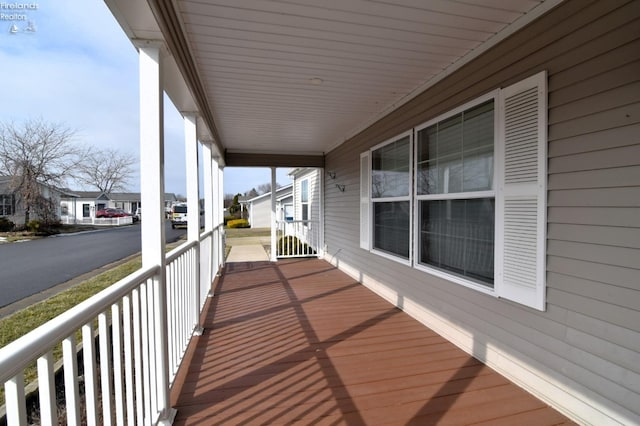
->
[0,176,66,225]
[60,191,178,222]
[246,184,293,228]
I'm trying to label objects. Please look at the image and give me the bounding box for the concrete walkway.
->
[225,235,271,262]
[226,244,270,262]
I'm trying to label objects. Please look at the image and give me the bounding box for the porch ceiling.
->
[105,0,559,164]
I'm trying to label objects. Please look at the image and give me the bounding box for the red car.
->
[96,208,129,218]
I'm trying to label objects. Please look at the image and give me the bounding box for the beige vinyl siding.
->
[323,0,640,424]
[249,197,272,228]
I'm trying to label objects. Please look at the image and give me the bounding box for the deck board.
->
[171,259,575,425]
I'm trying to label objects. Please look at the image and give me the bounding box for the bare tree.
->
[76,147,136,194]
[0,118,84,225]
[256,182,281,195]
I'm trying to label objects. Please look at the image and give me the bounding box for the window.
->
[301,179,309,221]
[416,99,495,287]
[370,132,412,261]
[0,194,15,216]
[284,204,293,221]
[360,71,547,310]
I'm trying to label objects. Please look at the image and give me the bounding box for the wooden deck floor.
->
[171,259,575,425]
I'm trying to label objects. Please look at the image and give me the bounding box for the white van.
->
[171,203,188,229]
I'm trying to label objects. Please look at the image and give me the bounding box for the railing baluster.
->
[148,277,158,419]
[111,303,125,426]
[175,259,180,377]
[63,334,81,425]
[175,258,182,361]
[131,287,144,425]
[82,322,99,426]
[190,248,196,332]
[122,294,135,426]
[167,262,175,379]
[139,281,152,425]
[99,311,113,426]
[181,255,187,345]
[5,372,27,425]
[37,350,57,425]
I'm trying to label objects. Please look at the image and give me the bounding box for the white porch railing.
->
[60,216,134,226]
[276,220,320,258]
[0,225,223,425]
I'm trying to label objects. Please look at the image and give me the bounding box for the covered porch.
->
[171,258,574,425]
[1,0,637,424]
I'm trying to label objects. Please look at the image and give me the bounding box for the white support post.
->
[184,114,200,244]
[203,144,214,233]
[138,43,175,424]
[270,167,277,262]
[203,143,214,292]
[218,166,225,269]
[213,159,221,270]
[184,113,203,335]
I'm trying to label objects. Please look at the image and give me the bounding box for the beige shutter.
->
[496,71,547,311]
[360,151,370,250]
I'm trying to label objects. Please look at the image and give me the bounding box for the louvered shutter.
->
[360,151,370,250]
[496,71,547,310]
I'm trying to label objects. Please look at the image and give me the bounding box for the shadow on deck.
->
[170,259,574,425]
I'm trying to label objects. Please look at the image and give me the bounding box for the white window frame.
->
[368,130,413,266]
[413,90,499,295]
[0,194,15,216]
[359,71,547,310]
[360,151,370,250]
[300,178,309,221]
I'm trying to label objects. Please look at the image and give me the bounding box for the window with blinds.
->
[360,71,547,310]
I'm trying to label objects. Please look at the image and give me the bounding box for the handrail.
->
[199,222,224,240]
[199,228,214,242]
[166,239,198,264]
[169,222,225,263]
[0,264,160,385]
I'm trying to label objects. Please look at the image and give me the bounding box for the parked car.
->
[96,207,128,218]
[96,208,138,222]
[135,207,141,221]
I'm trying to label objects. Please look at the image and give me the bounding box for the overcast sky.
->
[0,0,291,196]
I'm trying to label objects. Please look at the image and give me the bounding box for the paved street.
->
[0,222,186,308]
